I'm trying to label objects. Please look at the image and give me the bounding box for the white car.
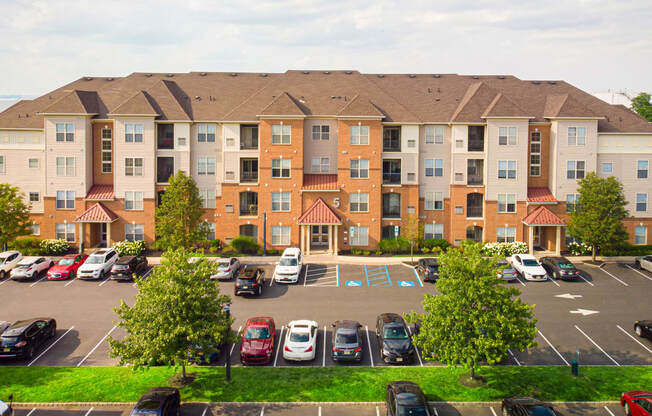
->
[274,248,303,283]
[510,254,548,281]
[635,255,652,273]
[78,248,119,280]
[210,257,241,280]
[0,251,22,280]
[10,257,54,281]
[283,320,319,361]
[0,321,9,335]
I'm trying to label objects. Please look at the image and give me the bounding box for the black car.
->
[331,320,363,362]
[234,267,265,296]
[415,259,439,282]
[130,388,180,416]
[110,256,148,281]
[502,397,557,415]
[0,318,56,359]
[376,313,415,364]
[386,381,431,416]
[539,256,579,280]
[635,320,652,339]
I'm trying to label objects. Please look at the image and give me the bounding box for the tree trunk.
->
[410,242,414,265]
[470,362,476,379]
[592,245,596,262]
[181,363,186,380]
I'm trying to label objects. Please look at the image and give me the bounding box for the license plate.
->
[243,286,248,289]
[344,350,351,355]
[3,348,9,352]
[396,357,403,362]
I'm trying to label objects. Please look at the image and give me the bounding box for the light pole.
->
[224,302,232,382]
[263,211,267,256]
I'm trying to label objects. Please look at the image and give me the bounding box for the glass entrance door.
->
[311,225,329,246]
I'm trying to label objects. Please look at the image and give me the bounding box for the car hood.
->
[521,265,546,275]
[80,263,104,271]
[241,338,273,354]
[383,339,412,354]
[49,264,73,273]
[275,266,299,274]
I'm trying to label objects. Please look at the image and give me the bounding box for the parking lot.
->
[0,260,650,368]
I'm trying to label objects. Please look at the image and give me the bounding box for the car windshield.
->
[218,262,229,268]
[58,258,75,265]
[245,327,270,339]
[525,406,556,416]
[384,326,408,339]
[0,257,6,264]
[238,277,255,283]
[289,331,309,343]
[427,265,438,271]
[558,263,574,269]
[335,331,358,344]
[279,258,297,266]
[398,406,429,416]
[85,256,104,264]
[136,400,161,410]
[522,259,539,267]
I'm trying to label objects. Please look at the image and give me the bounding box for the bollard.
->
[571,359,579,376]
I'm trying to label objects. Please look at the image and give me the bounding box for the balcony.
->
[240,125,259,150]
[467,159,484,185]
[382,193,401,218]
[240,158,258,183]
[239,191,258,216]
[157,124,174,149]
[383,159,401,185]
[468,126,484,152]
[383,127,401,152]
[466,192,483,218]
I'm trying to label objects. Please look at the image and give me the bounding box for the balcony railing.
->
[240,139,258,150]
[383,172,401,184]
[467,206,483,218]
[240,171,258,182]
[467,174,483,186]
[240,205,258,216]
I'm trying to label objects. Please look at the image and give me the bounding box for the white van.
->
[273,248,303,283]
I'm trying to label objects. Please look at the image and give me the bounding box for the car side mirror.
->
[331,323,336,328]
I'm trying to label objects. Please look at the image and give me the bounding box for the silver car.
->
[635,255,652,273]
[210,258,241,280]
[497,259,518,282]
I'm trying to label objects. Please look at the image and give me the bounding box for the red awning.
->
[527,187,556,203]
[85,184,114,200]
[522,206,565,226]
[301,174,338,191]
[74,203,119,223]
[297,198,341,225]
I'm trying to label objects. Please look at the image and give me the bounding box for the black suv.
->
[234,267,265,296]
[415,258,439,282]
[130,388,180,416]
[386,381,431,416]
[0,318,56,360]
[331,320,363,363]
[376,313,415,364]
[540,256,579,280]
[110,256,148,281]
[502,397,557,415]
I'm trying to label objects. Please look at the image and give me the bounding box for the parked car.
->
[0,395,12,416]
[10,257,54,281]
[634,320,652,340]
[77,248,119,280]
[510,254,548,281]
[376,313,415,364]
[210,258,241,280]
[283,320,318,362]
[0,322,9,335]
[47,254,88,280]
[415,258,439,282]
[501,397,557,415]
[497,259,518,282]
[635,256,652,273]
[385,381,432,416]
[0,318,56,359]
[274,248,303,283]
[130,388,180,416]
[187,340,223,364]
[331,320,363,363]
[234,267,265,296]
[110,256,148,281]
[240,317,275,365]
[540,256,580,280]
[0,251,22,280]
[621,391,652,416]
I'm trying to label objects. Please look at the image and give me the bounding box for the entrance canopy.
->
[522,206,565,226]
[298,198,341,225]
[74,203,119,223]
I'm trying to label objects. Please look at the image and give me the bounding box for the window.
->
[566,194,580,213]
[636,193,647,212]
[425,126,444,144]
[350,125,369,145]
[125,158,144,176]
[425,192,444,210]
[567,160,585,179]
[56,157,75,176]
[311,157,329,173]
[383,127,401,151]
[240,224,258,240]
[197,124,216,142]
[271,226,291,245]
[497,226,516,243]
[568,127,586,146]
[271,192,291,212]
[56,223,75,242]
[272,159,291,178]
[383,159,401,184]
[125,124,143,143]
[272,124,291,144]
[468,126,484,151]
[638,160,649,179]
[157,124,174,149]
[382,193,401,218]
[240,158,258,182]
[499,127,517,145]
[199,189,216,209]
[206,222,216,240]
[530,131,541,176]
[424,159,443,177]
[466,193,483,218]
[497,194,516,213]
[349,226,369,246]
[239,191,258,216]
[240,125,258,149]
[125,224,144,242]
[350,192,369,212]
[29,192,39,203]
[0,155,4,174]
[198,157,216,175]
[350,159,369,178]
[55,123,74,142]
[635,226,647,245]
[498,160,516,179]
[424,224,444,240]
[312,125,329,140]
[30,224,40,235]
[29,158,39,169]
[124,191,144,210]
[382,225,399,240]
[56,191,75,209]
[601,162,613,174]
[467,159,483,185]
[455,172,464,182]
[157,157,174,183]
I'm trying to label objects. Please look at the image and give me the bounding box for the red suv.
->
[240,317,275,365]
[47,254,88,280]
[622,391,652,415]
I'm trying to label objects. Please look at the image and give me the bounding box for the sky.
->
[0,0,651,98]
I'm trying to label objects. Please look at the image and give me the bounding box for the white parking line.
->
[515,275,526,287]
[490,407,498,416]
[508,348,522,366]
[303,264,310,286]
[626,264,652,282]
[322,325,326,367]
[273,326,285,367]
[269,271,275,287]
[77,325,117,367]
[29,274,48,287]
[64,278,76,287]
[365,326,374,367]
[432,407,439,416]
[98,277,111,287]
[28,326,75,366]
[0,278,8,286]
[376,406,380,416]
[318,406,321,416]
[84,407,94,416]
[537,329,570,366]
[617,324,652,354]
[259,407,264,416]
[25,408,36,416]
[575,325,620,366]
[200,406,208,416]
[599,266,629,286]
[226,325,243,367]
[407,325,423,367]
[603,405,616,416]
[140,267,154,279]
[577,273,595,286]
[548,277,560,287]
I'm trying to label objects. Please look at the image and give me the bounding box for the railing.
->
[467,206,483,218]
[240,140,258,150]
[382,172,401,184]
[467,174,483,186]
[468,139,484,152]
[240,171,258,182]
[240,205,258,216]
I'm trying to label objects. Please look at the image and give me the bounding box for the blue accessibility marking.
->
[346,280,362,287]
[364,265,392,287]
[398,280,415,287]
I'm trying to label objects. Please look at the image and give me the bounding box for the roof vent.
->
[85,77,93,81]
[230,73,237,77]
[323,71,330,74]
[166,73,174,77]
[302,71,310,74]
[548,81,556,85]
[195,96,201,100]
[260,73,268,77]
[199,72,207,76]
[378,74,385,78]
[472,76,479,79]
[331,96,336,99]
[107,77,114,81]
[498,76,505,79]
[145,74,152,77]
[433,74,440,78]
[409,74,416,78]
[435,98,440,102]
[532,81,541,85]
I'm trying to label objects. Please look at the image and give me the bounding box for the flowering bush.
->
[113,240,146,257]
[567,241,592,256]
[40,239,70,255]
[482,241,529,257]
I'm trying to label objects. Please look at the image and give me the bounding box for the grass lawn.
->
[0,366,648,403]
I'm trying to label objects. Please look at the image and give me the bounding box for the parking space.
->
[304,264,339,287]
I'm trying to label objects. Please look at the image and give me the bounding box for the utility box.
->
[571,359,579,376]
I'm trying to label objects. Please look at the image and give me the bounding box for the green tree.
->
[155,172,209,250]
[406,244,537,380]
[109,248,233,380]
[631,92,652,121]
[567,172,629,261]
[0,184,32,251]
[403,214,422,264]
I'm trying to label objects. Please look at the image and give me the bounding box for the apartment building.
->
[0,70,650,254]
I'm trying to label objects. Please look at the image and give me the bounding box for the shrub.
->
[378,237,412,254]
[8,237,42,255]
[222,246,236,254]
[362,250,370,256]
[421,247,430,253]
[113,240,146,257]
[482,241,529,258]
[375,251,383,256]
[431,246,441,254]
[209,239,222,253]
[421,238,451,250]
[230,236,260,254]
[567,241,592,256]
[40,239,70,255]
[351,248,363,255]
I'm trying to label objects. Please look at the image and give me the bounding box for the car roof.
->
[379,313,405,324]
[547,256,571,263]
[139,387,179,403]
[506,397,548,405]
[281,247,301,257]
[91,248,114,256]
[17,257,42,264]
[116,256,136,264]
[0,251,20,257]
[62,254,79,258]
[246,317,273,326]
[240,268,259,277]
[637,320,652,326]
[334,320,361,330]
[423,258,438,265]
[389,381,425,404]
[515,254,536,260]
[288,320,317,329]
[3,318,51,335]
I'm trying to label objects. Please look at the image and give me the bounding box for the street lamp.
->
[224,302,232,382]
[263,211,267,256]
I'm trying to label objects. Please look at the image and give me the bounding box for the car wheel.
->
[635,325,643,337]
[625,402,631,416]
[70,270,75,280]
[27,345,35,359]
[50,326,56,338]
[0,270,4,280]
[555,271,560,280]
[257,286,262,296]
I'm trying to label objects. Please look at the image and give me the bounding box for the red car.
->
[622,391,652,415]
[47,254,88,280]
[240,317,275,365]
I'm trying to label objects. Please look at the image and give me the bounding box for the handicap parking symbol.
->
[398,280,415,287]
[346,280,362,287]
